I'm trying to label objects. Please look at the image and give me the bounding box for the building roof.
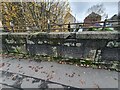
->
[85,12,101,20]
[64,12,76,23]
[110,14,118,20]
[64,12,76,20]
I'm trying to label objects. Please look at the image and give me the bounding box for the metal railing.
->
[0,20,120,33]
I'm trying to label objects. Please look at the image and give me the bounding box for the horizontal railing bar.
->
[0,25,119,31]
[51,21,120,26]
[0,20,119,27]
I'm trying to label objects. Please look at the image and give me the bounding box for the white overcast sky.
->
[68,0,119,22]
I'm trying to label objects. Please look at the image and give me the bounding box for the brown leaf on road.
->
[114,78,117,80]
[47,75,49,78]
[35,69,38,72]
[52,71,54,73]
[51,65,53,67]
[7,64,11,67]
[40,67,43,69]
[2,63,5,66]
[19,67,23,69]
[73,72,75,74]
[78,74,80,77]
[17,64,20,68]
[71,74,74,77]
[26,78,29,81]
[80,79,86,85]
[29,66,32,68]
[0,63,5,68]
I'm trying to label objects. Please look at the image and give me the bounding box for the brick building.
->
[84,12,101,28]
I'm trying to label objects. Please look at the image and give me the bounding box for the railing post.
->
[102,19,107,31]
[47,20,50,33]
[68,22,71,32]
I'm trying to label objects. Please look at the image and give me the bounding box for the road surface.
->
[0,56,118,89]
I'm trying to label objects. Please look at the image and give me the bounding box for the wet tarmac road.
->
[0,57,118,89]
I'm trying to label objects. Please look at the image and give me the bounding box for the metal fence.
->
[0,20,120,33]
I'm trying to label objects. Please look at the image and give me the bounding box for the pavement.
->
[0,56,118,89]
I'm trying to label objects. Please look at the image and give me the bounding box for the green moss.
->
[88,27,113,31]
[53,56,63,60]
[104,28,113,31]
[84,60,92,65]
[88,28,94,31]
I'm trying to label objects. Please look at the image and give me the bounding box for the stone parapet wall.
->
[1,31,120,61]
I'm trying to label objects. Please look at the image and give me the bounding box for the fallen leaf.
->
[35,69,38,72]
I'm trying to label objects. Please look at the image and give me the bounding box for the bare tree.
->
[87,3,107,19]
